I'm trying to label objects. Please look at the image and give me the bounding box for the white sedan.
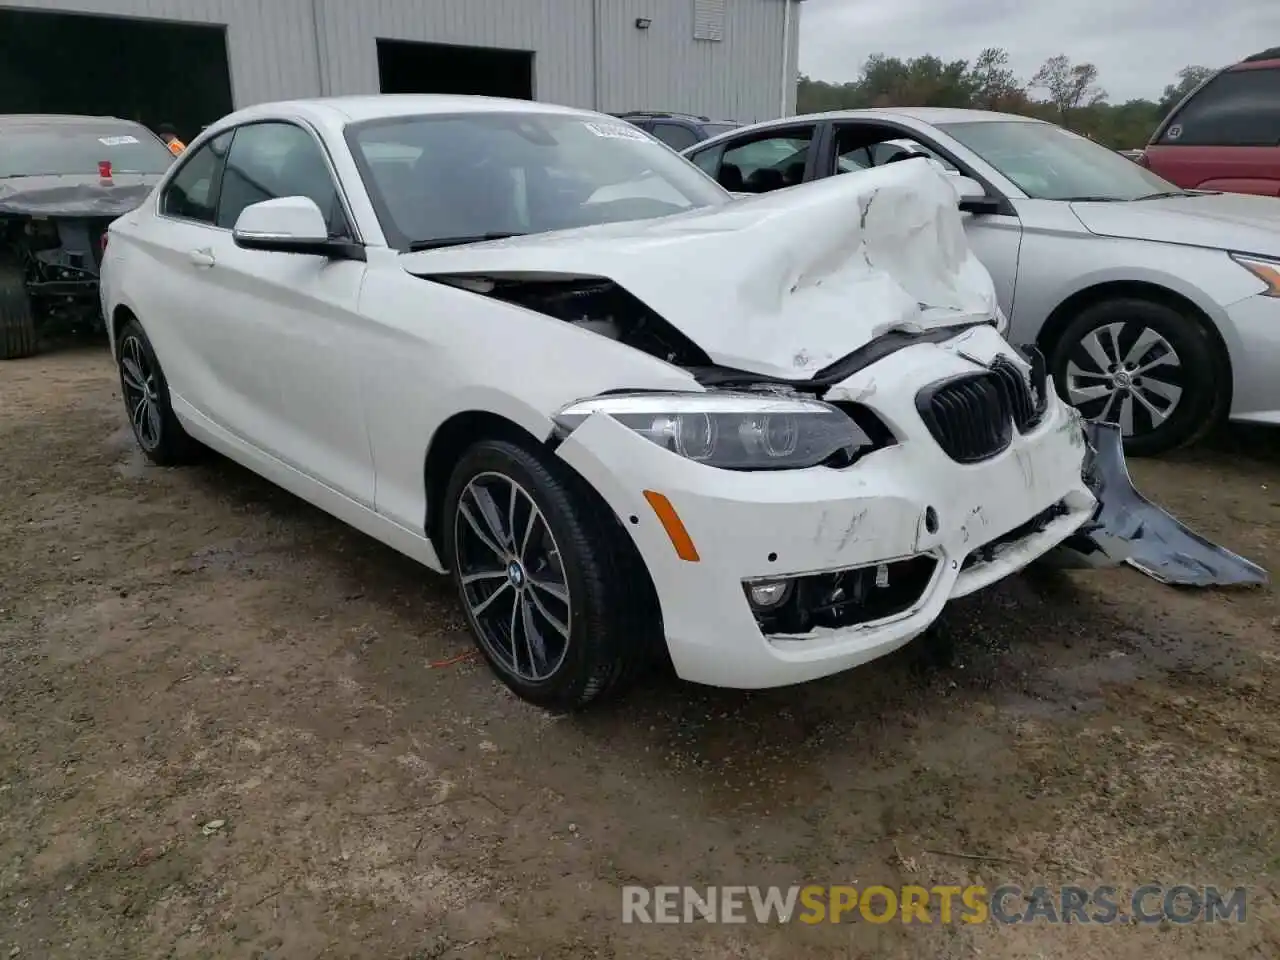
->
[98,96,1252,710]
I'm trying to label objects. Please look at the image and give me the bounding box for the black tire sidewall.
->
[1048,298,1221,457]
[0,263,36,360]
[442,439,626,709]
[117,318,194,465]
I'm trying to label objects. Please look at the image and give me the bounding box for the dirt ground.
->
[1,347,1277,959]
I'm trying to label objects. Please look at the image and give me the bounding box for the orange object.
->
[643,490,700,562]
[167,138,186,156]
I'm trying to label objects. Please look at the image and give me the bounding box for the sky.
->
[797,0,1280,103]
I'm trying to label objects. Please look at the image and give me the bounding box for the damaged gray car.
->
[0,114,174,359]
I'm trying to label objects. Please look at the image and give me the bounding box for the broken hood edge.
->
[0,174,160,218]
[401,161,1001,380]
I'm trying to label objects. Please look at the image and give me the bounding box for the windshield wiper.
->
[1133,191,1188,200]
[1059,195,1123,202]
[408,232,527,251]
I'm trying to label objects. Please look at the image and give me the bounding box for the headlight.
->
[1230,253,1280,297]
[553,392,883,470]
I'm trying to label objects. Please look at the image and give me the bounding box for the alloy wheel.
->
[453,471,573,682]
[119,335,163,451]
[1064,320,1184,437]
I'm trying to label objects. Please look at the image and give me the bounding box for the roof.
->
[797,107,1043,125]
[613,111,737,124]
[685,106,1042,151]
[221,94,594,127]
[1241,46,1280,64]
[0,113,137,129]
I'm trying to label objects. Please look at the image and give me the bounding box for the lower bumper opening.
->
[747,555,939,636]
[960,499,1070,572]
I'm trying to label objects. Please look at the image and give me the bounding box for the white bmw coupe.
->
[99,96,1262,709]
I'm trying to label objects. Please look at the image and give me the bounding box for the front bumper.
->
[1225,293,1280,425]
[556,330,1097,689]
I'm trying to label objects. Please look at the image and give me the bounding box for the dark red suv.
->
[1142,48,1280,196]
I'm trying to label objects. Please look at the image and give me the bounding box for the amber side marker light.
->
[1232,254,1280,297]
[642,490,700,562]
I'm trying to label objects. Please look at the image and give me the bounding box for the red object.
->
[98,160,112,179]
[1143,52,1280,197]
[427,650,477,669]
[100,231,109,252]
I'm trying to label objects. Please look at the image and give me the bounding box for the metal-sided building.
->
[0,0,803,137]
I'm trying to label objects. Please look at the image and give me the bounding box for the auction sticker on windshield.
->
[98,135,140,146]
[583,121,651,142]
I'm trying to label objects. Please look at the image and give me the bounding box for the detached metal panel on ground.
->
[3,0,801,122]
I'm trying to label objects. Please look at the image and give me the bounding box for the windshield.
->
[702,122,740,137]
[937,120,1182,201]
[346,112,731,251]
[0,124,174,179]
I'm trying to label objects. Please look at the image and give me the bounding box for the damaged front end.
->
[0,173,162,334]
[0,213,112,332]
[1043,419,1269,587]
[400,159,1267,592]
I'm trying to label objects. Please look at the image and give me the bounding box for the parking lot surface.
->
[1,349,1277,959]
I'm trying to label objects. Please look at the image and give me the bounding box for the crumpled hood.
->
[0,173,160,218]
[1071,192,1280,259]
[401,160,999,379]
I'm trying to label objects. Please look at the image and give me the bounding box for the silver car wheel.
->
[1064,321,1184,437]
[453,471,572,683]
[119,334,164,452]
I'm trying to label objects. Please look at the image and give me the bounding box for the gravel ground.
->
[1,347,1277,959]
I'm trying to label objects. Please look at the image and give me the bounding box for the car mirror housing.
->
[232,196,365,260]
[952,175,1002,215]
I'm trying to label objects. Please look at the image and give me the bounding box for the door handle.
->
[188,247,216,268]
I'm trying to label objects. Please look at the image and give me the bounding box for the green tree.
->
[795,49,1162,151]
[1158,65,1215,114]
[1030,54,1108,126]
[966,47,1023,110]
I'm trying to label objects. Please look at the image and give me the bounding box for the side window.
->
[872,140,958,172]
[834,127,960,176]
[215,121,351,237]
[650,122,702,151]
[838,146,873,172]
[1158,67,1280,146]
[719,127,816,194]
[688,144,724,179]
[160,132,232,223]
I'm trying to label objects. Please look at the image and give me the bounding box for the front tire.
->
[116,318,201,466]
[0,263,36,360]
[442,438,657,710]
[1048,298,1224,457]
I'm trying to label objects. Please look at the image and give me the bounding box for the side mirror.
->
[953,175,1002,215]
[232,196,365,260]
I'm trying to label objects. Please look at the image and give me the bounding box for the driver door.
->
[197,121,375,506]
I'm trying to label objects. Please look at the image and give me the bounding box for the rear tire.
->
[0,263,36,360]
[116,318,201,466]
[1048,297,1224,457]
[442,438,659,710]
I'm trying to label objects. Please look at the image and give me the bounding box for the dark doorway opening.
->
[377,39,535,100]
[0,8,233,143]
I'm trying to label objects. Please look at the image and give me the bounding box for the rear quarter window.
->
[1157,66,1280,146]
